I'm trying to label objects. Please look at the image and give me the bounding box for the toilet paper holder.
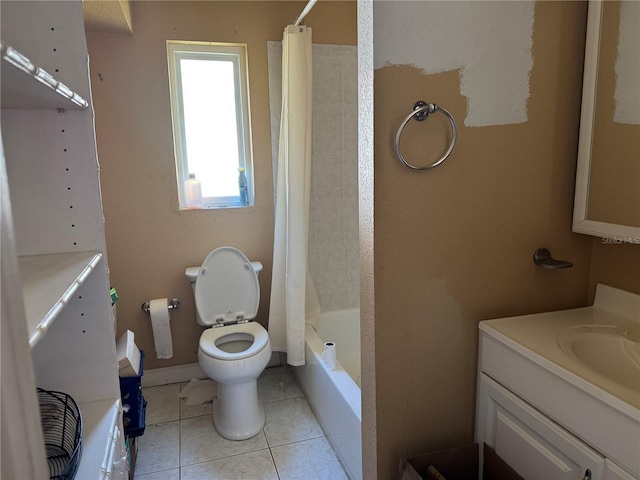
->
[141,298,181,313]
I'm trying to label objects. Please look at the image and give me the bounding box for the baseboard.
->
[142,363,207,387]
[267,351,287,368]
[142,351,286,387]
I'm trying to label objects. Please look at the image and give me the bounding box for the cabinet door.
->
[477,374,604,480]
[605,460,638,480]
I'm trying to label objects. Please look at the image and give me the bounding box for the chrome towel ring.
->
[395,100,458,171]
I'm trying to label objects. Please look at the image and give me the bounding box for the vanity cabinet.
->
[0,1,126,478]
[476,314,640,480]
[477,374,604,480]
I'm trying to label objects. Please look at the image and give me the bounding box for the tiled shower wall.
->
[268,42,359,312]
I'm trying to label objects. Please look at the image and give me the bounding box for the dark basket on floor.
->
[37,388,83,480]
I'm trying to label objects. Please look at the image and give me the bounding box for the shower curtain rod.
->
[293,0,318,26]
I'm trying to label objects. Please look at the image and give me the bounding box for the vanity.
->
[475,285,640,480]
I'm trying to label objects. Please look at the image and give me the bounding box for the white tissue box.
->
[117,330,141,377]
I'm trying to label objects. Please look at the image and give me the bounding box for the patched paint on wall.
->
[370,2,595,478]
[614,1,640,125]
[373,1,534,127]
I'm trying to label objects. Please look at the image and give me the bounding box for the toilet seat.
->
[200,322,269,361]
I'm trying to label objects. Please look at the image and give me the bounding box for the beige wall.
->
[87,1,356,370]
[370,2,594,477]
[589,239,640,299]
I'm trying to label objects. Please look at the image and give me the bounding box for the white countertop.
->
[479,284,640,411]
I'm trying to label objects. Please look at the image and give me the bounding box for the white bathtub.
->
[294,309,362,480]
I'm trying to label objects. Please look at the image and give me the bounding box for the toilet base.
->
[213,379,265,440]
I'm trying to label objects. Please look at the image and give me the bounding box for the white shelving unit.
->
[1,43,88,109]
[0,1,127,478]
[76,398,127,479]
[20,252,103,348]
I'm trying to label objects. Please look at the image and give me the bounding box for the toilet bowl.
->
[186,246,271,440]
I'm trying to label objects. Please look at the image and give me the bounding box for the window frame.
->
[167,41,254,209]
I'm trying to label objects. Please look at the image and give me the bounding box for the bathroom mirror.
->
[573,0,640,241]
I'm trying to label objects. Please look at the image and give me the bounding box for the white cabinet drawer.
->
[478,374,604,480]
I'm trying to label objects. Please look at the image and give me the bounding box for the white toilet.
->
[185,246,272,440]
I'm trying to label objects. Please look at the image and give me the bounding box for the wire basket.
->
[37,388,83,480]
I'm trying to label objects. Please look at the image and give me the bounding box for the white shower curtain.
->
[269,25,320,366]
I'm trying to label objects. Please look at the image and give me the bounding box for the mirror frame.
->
[572,0,640,242]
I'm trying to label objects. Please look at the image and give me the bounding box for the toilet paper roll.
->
[150,298,173,359]
[323,342,336,370]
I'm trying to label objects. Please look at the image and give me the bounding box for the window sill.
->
[180,204,253,211]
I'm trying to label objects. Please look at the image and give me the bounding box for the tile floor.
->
[134,365,348,480]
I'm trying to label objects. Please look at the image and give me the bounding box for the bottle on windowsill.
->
[185,173,203,209]
[238,167,249,206]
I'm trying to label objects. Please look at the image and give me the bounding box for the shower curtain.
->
[269,25,320,366]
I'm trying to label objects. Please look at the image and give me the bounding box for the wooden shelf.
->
[1,42,88,109]
[19,251,103,348]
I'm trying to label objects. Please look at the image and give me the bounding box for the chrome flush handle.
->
[582,469,591,480]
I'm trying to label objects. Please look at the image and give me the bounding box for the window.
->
[167,41,254,209]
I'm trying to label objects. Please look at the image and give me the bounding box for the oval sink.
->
[557,325,640,392]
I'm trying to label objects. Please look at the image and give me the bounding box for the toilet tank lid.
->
[252,261,263,273]
[185,267,200,281]
[185,262,262,282]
